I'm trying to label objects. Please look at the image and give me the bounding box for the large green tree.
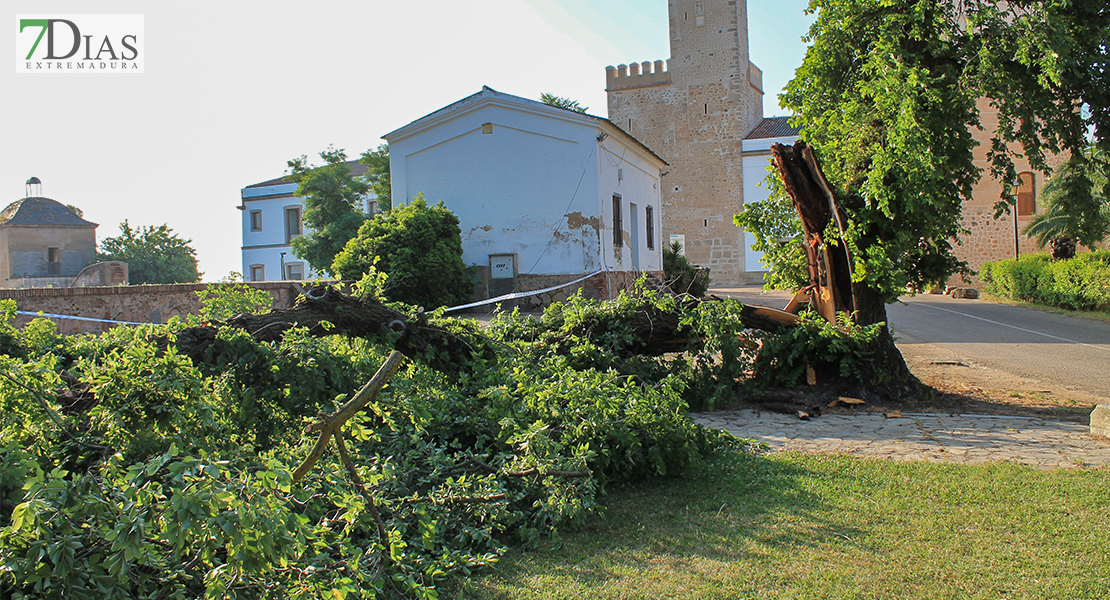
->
[97,221,201,284]
[768,0,1108,385]
[287,147,370,274]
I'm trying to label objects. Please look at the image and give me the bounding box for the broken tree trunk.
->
[771,140,922,400]
[771,140,856,323]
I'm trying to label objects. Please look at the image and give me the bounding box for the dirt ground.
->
[893,348,1101,422]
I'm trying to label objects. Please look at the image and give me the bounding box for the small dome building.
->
[0,195,98,288]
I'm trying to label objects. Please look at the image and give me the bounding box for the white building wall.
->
[740,135,798,273]
[240,183,317,281]
[596,137,664,274]
[388,97,664,278]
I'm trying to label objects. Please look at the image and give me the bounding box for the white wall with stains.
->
[386,87,664,279]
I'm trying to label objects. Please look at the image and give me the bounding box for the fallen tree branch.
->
[174,286,489,373]
[334,432,390,577]
[292,349,406,482]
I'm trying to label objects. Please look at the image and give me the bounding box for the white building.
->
[740,116,801,274]
[239,161,370,281]
[384,86,667,306]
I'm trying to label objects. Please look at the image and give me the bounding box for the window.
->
[47,247,60,275]
[250,265,264,282]
[367,200,378,215]
[285,206,303,242]
[612,194,623,247]
[250,210,262,231]
[285,263,304,281]
[646,205,655,250]
[1017,171,1035,216]
[482,123,494,134]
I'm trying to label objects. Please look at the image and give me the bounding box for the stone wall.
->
[1,281,306,335]
[951,206,1040,285]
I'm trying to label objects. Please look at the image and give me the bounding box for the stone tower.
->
[606,0,766,285]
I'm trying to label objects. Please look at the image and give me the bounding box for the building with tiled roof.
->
[0,196,98,288]
[744,116,801,141]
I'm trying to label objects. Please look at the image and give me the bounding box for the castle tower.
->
[606,0,766,285]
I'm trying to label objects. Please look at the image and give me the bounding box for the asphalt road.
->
[886,294,1110,400]
[711,287,1110,401]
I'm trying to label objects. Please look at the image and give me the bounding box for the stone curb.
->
[1093,404,1110,438]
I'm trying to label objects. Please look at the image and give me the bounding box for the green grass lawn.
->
[450,451,1110,599]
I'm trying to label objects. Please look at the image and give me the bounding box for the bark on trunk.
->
[771,140,856,317]
[852,282,922,400]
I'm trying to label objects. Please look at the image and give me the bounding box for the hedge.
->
[980,250,1110,311]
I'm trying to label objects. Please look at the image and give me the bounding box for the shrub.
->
[981,250,1110,311]
[196,274,274,322]
[663,240,710,297]
[332,194,473,309]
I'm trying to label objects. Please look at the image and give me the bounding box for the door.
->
[629,203,640,271]
[489,254,516,310]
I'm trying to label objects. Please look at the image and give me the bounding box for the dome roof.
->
[0,197,97,228]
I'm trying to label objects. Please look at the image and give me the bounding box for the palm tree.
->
[1022,146,1109,259]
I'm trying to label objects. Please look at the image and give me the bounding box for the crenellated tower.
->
[606,0,767,285]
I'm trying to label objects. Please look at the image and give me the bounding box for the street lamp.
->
[280,252,287,280]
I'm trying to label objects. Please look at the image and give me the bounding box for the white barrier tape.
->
[444,269,608,313]
[16,310,148,326]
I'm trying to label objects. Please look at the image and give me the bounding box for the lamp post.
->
[280,252,287,281]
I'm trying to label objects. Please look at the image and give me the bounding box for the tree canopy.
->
[332,194,473,309]
[96,221,200,284]
[359,144,391,212]
[287,147,370,275]
[773,0,1109,304]
[540,93,588,114]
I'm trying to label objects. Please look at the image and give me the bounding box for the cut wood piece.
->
[838,397,866,405]
[806,364,817,386]
[750,306,801,325]
[884,410,903,418]
[783,288,813,314]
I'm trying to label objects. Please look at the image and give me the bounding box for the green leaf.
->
[11,501,29,531]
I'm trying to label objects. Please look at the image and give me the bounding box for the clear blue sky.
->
[1,0,814,280]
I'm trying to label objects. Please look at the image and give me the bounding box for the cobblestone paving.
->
[692,410,1110,469]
